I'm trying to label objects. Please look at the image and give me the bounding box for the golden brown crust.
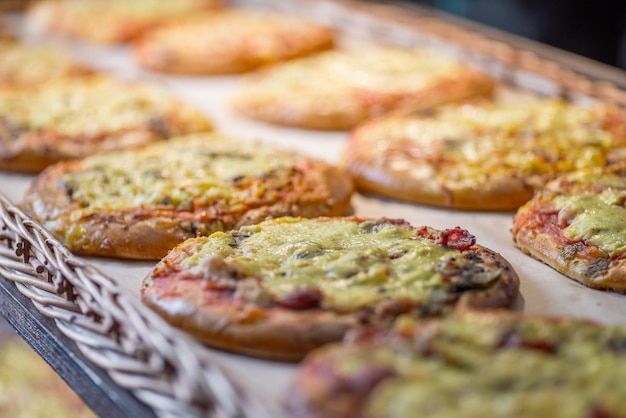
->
[512,166,626,293]
[345,152,534,211]
[343,100,626,211]
[0,75,212,173]
[141,217,519,361]
[141,277,359,361]
[133,11,334,75]
[230,49,495,130]
[25,0,223,44]
[22,136,354,260]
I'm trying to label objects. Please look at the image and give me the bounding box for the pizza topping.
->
[438,255,501,291]
[190,254,249,281]
[434,227,476,250]
[62,134,297,215]
[0,76,202,136]
[228,231,253,248]
[291,314,626,418]
[554,189,626,256]
[558,242,583,260]
[183,217,504,311]
[0,41,91,86]
[357,100,626,194]
[233,278,273,307]
[503,333,557,353]
[587,258,611,277]
[373,298,414,319]
[277,287,323,310]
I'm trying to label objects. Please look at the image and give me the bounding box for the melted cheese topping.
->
[0,41,88,85]
[181,218,501,310]
[363,100,620,187]
[63,134,298,214]
[237,48,464,98]
[0,75,197,136]
[553,174,626,256]
[338,316,626,418]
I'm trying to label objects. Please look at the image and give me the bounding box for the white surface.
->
[2,16,626,416]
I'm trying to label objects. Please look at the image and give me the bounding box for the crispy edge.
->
[231,63,495,130]
[133,12,335,75]
[512,197,626,293]
[22,158,353,260]
[344,152,534,211]
[141,276,360,362]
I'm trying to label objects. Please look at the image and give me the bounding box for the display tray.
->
[1,1,626,417]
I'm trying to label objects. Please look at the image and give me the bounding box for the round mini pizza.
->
[286,310,626,418]
[0,74,212,173]
[0,40,93,87]
[23,134,354,260]
[230,48,494,130]
[343,99,626,211]
[25,0,222,44]
[512,165,626,293]
[133,10,334,75]
[141,216,519,361]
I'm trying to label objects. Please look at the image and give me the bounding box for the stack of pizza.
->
[1,1,624,417]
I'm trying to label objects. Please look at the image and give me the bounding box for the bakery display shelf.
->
[1,1,626,417]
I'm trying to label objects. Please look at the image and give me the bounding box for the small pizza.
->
[230,48,494,130]
[23,134,354,260]
[287,310,626,418]
[343,99,626,211]
[0,40,93,87]
[512,165,626,293]
[0,74,212,173]
[133,10,334,75]
[141,217,519,361]
[25,0,222,44]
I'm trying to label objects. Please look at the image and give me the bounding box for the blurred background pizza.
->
[0,318,95,417]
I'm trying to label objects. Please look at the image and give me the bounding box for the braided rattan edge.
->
[0,193,274,418]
